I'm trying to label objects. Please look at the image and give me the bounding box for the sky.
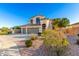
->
[0,3,79,28]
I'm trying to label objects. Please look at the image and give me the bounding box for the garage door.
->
[27,28,39,34]
[23,28,26,34]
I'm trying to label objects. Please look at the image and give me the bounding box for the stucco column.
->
[26,27,27,34]
[39,26,42,33]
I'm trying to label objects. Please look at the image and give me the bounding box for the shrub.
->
[25,40,32,47]
[0,27,11,35]
[42,30,69,56]
[0,31,8,35]
[30,34,37,40]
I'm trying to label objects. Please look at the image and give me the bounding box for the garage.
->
[23,28,26,34]
[27,28,39,34]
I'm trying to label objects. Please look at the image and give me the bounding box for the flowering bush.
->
[30,34,37,40]
[42,30,69,56]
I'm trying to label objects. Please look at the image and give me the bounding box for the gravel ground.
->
[19,39,45,56]
[19,35,79,56]
[0,35,79,56]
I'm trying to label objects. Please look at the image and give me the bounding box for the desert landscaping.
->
[0,31,79,56]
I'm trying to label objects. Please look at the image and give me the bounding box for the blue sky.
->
[0,3,79,28]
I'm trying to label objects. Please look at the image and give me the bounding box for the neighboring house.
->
[12,15,53,34]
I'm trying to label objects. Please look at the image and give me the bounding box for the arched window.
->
[36,18,40,25]
[30,19,33,24]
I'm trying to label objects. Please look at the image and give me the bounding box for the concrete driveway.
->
[0,34,27,56]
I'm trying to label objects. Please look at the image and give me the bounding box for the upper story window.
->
[30,19,33,24]
[36,17,40,25]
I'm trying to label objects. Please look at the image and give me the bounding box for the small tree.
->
[53,18,61,29]
[42,30,69,56]
[52,18,70,29]
[0,27,11,35]
[59,18,70,27]
[13,26,21,33]
[1,27,9,32]
[13,26,21,29]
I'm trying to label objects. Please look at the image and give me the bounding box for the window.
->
[36,18,40,25]
[30,19,33,24]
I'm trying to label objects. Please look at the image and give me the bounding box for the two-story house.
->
[18,15,53,34]
[21,16,52,34]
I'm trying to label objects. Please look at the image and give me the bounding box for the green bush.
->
[0,27,11,35]
[42,30,69,56]
[25,40,32,47]
[0,31,8,35]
